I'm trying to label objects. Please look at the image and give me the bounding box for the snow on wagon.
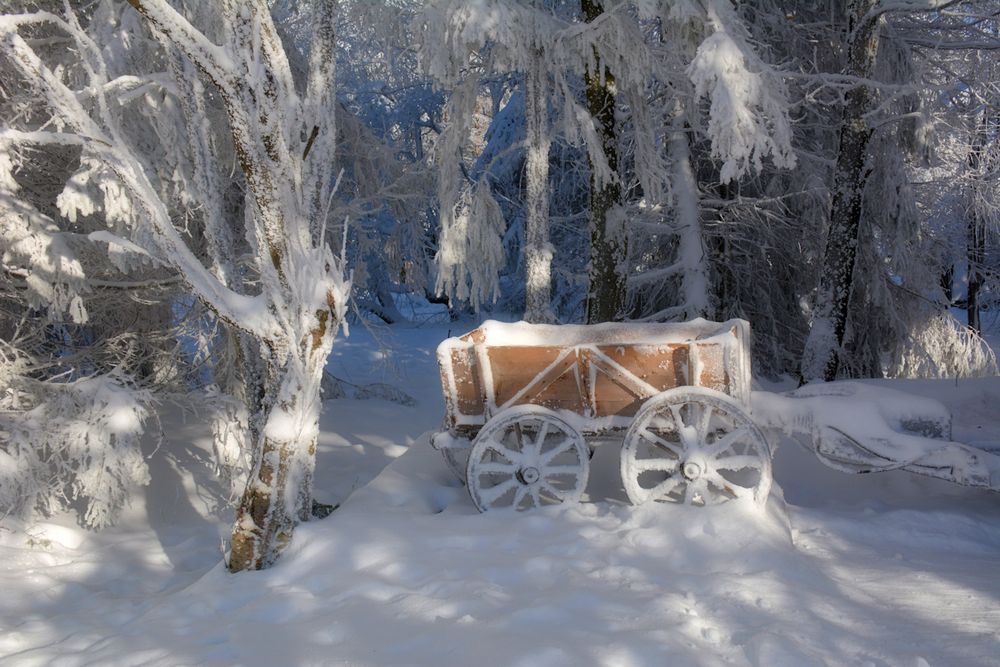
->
[432,319,771,512]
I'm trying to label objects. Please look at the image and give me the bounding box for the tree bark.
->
[800,0,881,383]
[524,45,554,323]
[968,204,985,336]
[583,0,625,324]
[228,311,333,571]
[668,107,708,319]
[966,109,993,336]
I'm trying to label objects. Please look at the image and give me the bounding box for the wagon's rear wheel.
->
[467,405,589,512]
[621,387,771,507]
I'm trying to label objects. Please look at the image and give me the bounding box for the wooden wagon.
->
[431,319,772,512]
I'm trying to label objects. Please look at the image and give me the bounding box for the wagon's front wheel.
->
[467,406,589,512]
[621,387,771,507]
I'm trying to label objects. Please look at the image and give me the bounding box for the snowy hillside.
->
[2,321,998,666]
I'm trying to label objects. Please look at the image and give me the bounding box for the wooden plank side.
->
[451,345,484,418]
[694,342,731,395]
[487,346,586,413]
[443,329,744,429]
[591,344,689,417]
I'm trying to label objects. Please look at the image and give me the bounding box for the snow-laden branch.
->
[128,0,296,274]
[123,0,236,93]
[0,24,278,340]
[76,74,176,104]
[627,260,684,285]
[687,1,796,183]
[302,0,339,244]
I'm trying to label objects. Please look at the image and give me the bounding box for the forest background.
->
[0,0,998,571]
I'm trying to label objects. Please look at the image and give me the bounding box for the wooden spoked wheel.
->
[466,405,590,512]
[620,387,771,507]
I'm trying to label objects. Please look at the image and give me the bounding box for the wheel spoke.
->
[540,480,565,502]
[668,403,686,430]
[475,461,518,475]
[533,421,550,455]
[712,455,762,472]
[706,470,753,500]
[512,484,530,509]
[669,404,698,451]
[683,478,699,504]
[639,428,684,457]
[478,478,518,506]
[693,477,716,505]
[645,474,683,502]
[539,438,574,466]
[542,464,583,477]
[529,486,542,508]
[485,439,522,465]
[632,457,679,473]
[513,422,527,452]
[695,403,714,442]
[702,426,750,458]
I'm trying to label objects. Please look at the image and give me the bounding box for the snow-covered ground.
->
[2,319,999,666]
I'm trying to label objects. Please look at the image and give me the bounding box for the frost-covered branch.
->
[2,1,353,571]
[0,23,277,339]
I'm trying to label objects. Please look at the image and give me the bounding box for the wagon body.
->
[434,319,774,512]
[437,318,752,437]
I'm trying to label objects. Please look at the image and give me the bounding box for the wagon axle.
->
[681,460,703,482]
[517,467,541,485]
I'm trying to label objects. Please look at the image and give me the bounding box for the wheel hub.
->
[518,467,540,484]
[681,460,702,481]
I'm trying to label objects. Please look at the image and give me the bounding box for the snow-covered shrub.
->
[206,386,251,504]
[0,345,150,528]
[891,312,997,379]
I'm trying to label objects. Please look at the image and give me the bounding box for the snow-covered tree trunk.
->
[229,318,337,570]
[965,109,994,335]
[800,0,881,383]
[668,111,708,319]
[967,213,984,334]
[583,0,624,324]
[523,44,553,323]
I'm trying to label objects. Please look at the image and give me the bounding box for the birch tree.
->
[521,44,555,322]
[0,0,350,571]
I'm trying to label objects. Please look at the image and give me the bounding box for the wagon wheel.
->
[466,405,590,512]
[441,446,470,484]
[620,387,771,507]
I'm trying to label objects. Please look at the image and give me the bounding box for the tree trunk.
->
[524,45,554,323]
[228,310,334,572]
[800,0,880,383]
[584,0,625,324]
[668,108,708,319]
[966,109,993,336]
[968,209,985,335]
